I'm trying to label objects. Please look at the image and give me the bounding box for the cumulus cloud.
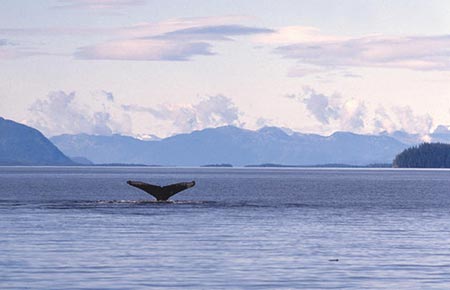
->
[122,95,242,135]
[255,117,273,128]
[288,87,433,137]
[373,105,433,136]
[102,90,114,102]
[301,88,339,124]
[75,18,273,61]
[289,87,366,132]
[341,99,366,131]
[27,91,132,136]
[275,30,450,71]
[27,90,243,137]
[54,0,146,10]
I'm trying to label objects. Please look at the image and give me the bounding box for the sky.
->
[1,0,450,139]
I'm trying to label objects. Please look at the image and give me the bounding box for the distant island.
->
[245,163,392,168]
[393,143,450,168]
[92,163,158,167]
[201,164,233,167]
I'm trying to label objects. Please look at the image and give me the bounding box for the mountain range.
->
[4,116,450,166]
[51,126,410,166]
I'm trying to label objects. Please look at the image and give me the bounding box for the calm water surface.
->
[1,167,450,289]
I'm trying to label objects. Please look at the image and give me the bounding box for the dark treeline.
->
[393,143,450,168]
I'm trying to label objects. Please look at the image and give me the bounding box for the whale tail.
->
[127,180,195,201]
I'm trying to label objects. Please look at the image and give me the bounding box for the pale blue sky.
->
[1,0,450,138]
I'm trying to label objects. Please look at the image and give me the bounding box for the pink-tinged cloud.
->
[276,33,450,71]
[54,0,146,10]
[75,39,213,61]
[75,20,273,61]
[155,25,274,41]
[254,26,342,45]
[117,16,256,38]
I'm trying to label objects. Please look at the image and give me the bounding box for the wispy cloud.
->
[54,0,146,10]
[76,40,213,61]
[254,26,341,45]
[75,17,273,61]
[0,39,40,59]
[271,27,450,72]
[0,16,271,61]
[286,65,328,78]
[156,24,274,41]
[286,64,362,79]
[0,27,115,36]
[0,16,250,37]
[116,16,256,38]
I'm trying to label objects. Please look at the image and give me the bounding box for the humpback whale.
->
[126,180,195,201]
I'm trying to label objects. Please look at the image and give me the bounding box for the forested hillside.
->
[393,143,450,168]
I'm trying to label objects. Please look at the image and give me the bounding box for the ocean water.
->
[1,167,450,289]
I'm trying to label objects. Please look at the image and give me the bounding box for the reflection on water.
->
[1,167,450,289]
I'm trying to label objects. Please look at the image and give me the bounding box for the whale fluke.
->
[126,180,195,201]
